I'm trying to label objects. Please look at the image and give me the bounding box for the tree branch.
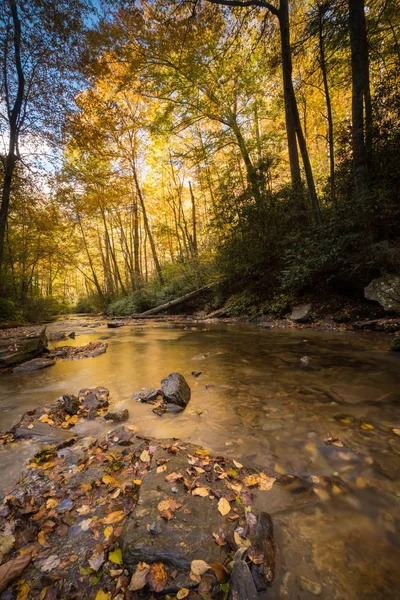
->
[206,0,279,17]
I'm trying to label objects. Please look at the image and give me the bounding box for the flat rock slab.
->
[12,357,55,373]
[0,327,47,369]
[13,421,77,447]
[121,443,245,574]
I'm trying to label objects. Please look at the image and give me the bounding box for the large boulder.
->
[0,327,47,369]
[365,275,400,311]
[288,303,312,323]
[161,372,191,407]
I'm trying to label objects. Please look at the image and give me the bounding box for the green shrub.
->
[0,298,23,323]
[22,297,71,323]
[224,291,260,316]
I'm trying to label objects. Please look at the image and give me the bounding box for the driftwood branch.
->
[132,283,215,317]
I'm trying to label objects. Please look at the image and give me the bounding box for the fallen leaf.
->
[41,555,60,573]
[146,562,168,592]
[233,460,243,469]
[140,449,150,463]
[108,548,123,565]
[102,475,119,487]
[393,428,400,436]
[38,531,48,547]
[210,562,229,583]
[80,518,93,531]
[165,472,183,483]
[191,559,211,576]
[258,473,276,491]
[218,497,231,516]
[361,423,374,430]
[100,511,125,525]
[0,550,33,593]
[243,474,260,487]
[94,592,111,600]
[212,532,226,546]
[46,498,58,509]
[192,487,209,497]
[104,526,113,540]
[177,588,190,599]
[16,583,30,600]
[128,562,150,591]
[156,464,167,474]
[234,531,251,548]
[89,550,105,572]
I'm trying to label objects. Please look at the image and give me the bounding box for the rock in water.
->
[365,275,400,311]
[289,303,312,322]
[249,512,276,590]
[132,388,160,403]
[161,372,191,407]
[12,357,55,373]
[390,337,400,352]
[0,327,47,369]
[107,322,125,328]
[59,394,79,415]
[229,549,258,600]
[104,409,129,422]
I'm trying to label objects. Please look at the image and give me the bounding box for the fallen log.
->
[132,283,215,317]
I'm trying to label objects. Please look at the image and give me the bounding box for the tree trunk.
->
[278,0,322,225]
[0,0,25,275]
[189,181,198,257]
[349,0,370,201]
[229,114,262,202]
[131,160,164,285]
[318,5,336,207]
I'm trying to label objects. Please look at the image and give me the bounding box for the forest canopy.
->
[1,0,399,321]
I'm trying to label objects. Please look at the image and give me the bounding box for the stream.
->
[1,315,400,598]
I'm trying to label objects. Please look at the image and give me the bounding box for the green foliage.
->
[74,294,102,314]
[22,298,71,323]
[224,291,260,316]
[0,298,23,323]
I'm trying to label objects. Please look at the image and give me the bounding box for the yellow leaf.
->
[27,424,34,430]
[361,423,374,430]
[140,449,150,463]
[133,479,142,486]
[258,473,276,491]
[217,497,231,516]
[234,531,251,548]
[46,498,58,509]
[192,487,209,497]
[109,547,123,565]
[95,592,111,600]
[191,559,210,576]
[38,531,48,546]
[156,464,167,473]
[177,588,190,599]
[314,488,330,501]
[102,475,119,487]
[157,500,170,512]
[393,428,400,436]
[16,583,30,600]
[243,474,260,487]
[100,511,125,525]
[233,460,243,469]
[104,526,113,539]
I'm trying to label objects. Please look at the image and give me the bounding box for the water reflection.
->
[0,316,399,597]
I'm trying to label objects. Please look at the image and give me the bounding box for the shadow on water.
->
[1,315,400,598]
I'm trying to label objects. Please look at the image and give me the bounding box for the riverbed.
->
[1,315,400,598]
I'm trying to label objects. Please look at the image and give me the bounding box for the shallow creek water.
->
[1,315,400,598]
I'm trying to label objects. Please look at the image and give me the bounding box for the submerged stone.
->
[12,357,55,373]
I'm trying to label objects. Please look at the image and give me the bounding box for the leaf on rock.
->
[104,526,113,540]
[234,531,251,548]
[89,550,105,572]
[243,474,260,487]
[210,562,229,583]
[128,562,150,591]
[16,582,30,600]
[41,555,60,573]
[102,475,119,487]
[258,473,276,491]
[156,464,167,474]
[94,591,111,600]
[0,550,33,593]
[146,562,168,593]
[212,532,226,546]
[233,460,243,469]
[176,588,190,599]
[140,449,150,463]
[191,560,211,576]
[165,472,183,483]
[80,518,93,531]
[192,487,209,497]
[218,497,231,516]
[108,548,123,565]
[100,511,125,525]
